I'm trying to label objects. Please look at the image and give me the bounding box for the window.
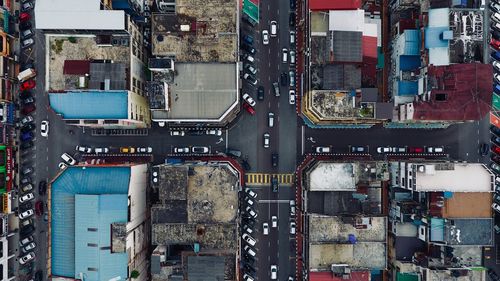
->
[104,120,119,124]
[87,243,98,247]
[87,228,98,232]
[100,246,111,250]
[128,195,131,222]
[65,120,80,124]
[83,120,98,124]
[88,267,98,272]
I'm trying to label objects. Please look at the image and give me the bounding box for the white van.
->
[290,31,296,44]
[244,245,256,256]
[61,153,77,165]
[17,68,36,82]
[282,48,288,63]
[268,112,274,127]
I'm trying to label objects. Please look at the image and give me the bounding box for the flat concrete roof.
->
[151,63,238,121]
[414,163,494,192]
[443,192,492,218]
[309,215,386,243]
[309,243,386,270]
[308,162,357,191]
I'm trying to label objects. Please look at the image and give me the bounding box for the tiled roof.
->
[412,63,492,121]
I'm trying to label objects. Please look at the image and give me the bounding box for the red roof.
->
[63,60,90,75]
[362,36,377,59]
[309,0,361,11]
[412,63,492,121]
[310,271,370,281]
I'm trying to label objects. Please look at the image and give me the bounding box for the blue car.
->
[492,51,500,61]
[243,35,254,46]
[20,131,34,142]
[495,84,500,95]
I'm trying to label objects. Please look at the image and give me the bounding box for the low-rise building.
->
[150,161,241,280]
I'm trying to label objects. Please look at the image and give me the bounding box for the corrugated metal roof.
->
[75,195,128,281]
[332,31,362,62]
[396,272,419,281]
[403,30,420,55]
[430,218,445,242]
[362,36,377,59]
[49,90,128,119]
[51,167,131,279]
[309,0,361,11]
[187,256,225,281]
[398,81,418,96]
[425,27,450,48]
[400,56,420,71]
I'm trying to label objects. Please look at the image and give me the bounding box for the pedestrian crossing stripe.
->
[245,173,294,185]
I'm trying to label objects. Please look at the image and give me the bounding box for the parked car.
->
[19,193,34,203]
[271,153,279,167]
[20,116,34,126]
[19,202,32,213]
[290,0,296,9]
[21,103,36,115]
[20,79,35,91]
[289,90,295,104]
[19,12,30,22]
[170,130,185,136]
[21,28,34,39]
[245,64,257,75]
[494,61,500,73]
[206,129,222,136]
[20,141,34,150]
[492,38,500,50]
[120,147,135,153]
[19,236,34,247]
[245,206,258,218]
[20,131,34,142]
[243,73,258,85]
[20,1,33,11]
[262,30,269,45]
[40,120,49,137]
[492,51,500,62]
[245,188,257,198]
[377,147,392,153]
[35,201,43,216]
[290,221,296,234]
[257,86,264,100]
[38,181,46,196]
[21,38,34,49]
[76,145,92,153]
[493,12,500,23]
[137,147,152,153]
[19,209,34,219]
[351,146,365,153]
[242,43,256,54]
[192,146,209,154]
[491,2,500,12]
[290,200,296,216]
[242,102,256,115]
[19,21,32,31]
[61,153,76,165]
[316,146,331,153]
[495,73,500,84]
[21,123,35,133]
[21,177,31,185]
[493,202,500,213]
[22,242,36,254]
[409,147,424,153]
[242,233,257,246]
[94,147,109,154]
[480,143,490,156]
[243,35,254,45]
[58,162,67,170]
[21,166,33,175]
[245,196,255,206]
[491,162,500,174]
[19,252,35,265]
[427,146,444,153]
[173,147,190,153]
[263,133,270,148]
[22,183,33,193]
[243,273,255,281]
[289,12,296,26]
[280,72,288,86]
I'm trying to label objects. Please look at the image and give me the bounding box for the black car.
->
[290,0,296,10]
[21,123,35,133]
[20,141,34,149]
[480,143,489,156]
[289,12,296,27]
[280,72,288,86]
[271,153,278,167]
[19,90,32,100]
[271,176,279,192]
[20,224,35,237]
[19,21,32,31]
[21,62,34,72]
[494,30,500,41]
[493,155,500,164]
[243,253,255,262]
[492,125,500,137]
[242,217,255,228]
[493,136,500,146]
[19,202,32,212]
[38,180,47,196]
[257,86,264,100]
[242,43,256,55]
[244,263,256,274]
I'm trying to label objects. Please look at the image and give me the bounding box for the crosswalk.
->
[245,173,295,185]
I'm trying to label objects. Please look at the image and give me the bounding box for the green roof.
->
[396,272,419,281]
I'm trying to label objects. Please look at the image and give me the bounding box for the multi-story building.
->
[36,0,151,128]
[49,165,150,281]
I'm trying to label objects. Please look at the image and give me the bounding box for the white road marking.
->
[259,200,290,203]
[301,126,305,155]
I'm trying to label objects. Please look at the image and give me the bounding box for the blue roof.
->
[75,194,128,281]
[402,30,420,56]
[398,81,418,96]
[400,55,420,71]
[430,218,444,242]
[49,91,128,119]
[51,167,131,279]
[424,27,450,49]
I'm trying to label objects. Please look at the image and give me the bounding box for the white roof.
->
[428,47,450,66]
[414,163,494,192]
[35,0,126,30]
[308,162,356,191]
[428,8,450,27]
[329,10,364,32]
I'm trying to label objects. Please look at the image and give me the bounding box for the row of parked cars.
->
[314,145,444,154]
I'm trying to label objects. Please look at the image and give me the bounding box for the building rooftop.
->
[51,166,145,279]
[443,192,492,218]
[35,0,126,30]
[444,218,493,246]
[49,91,129,119]
[151,0,238,62]
[394,236,426,262]
[309,215,386,243]
[48,36,130,91]
[309,242,386,270]
[332,31,363,62]
[309,271,370,281]
[187,256,225,281]
[151,63,238,122]
[307,162,357,191]
[309,0,361,11]
[424,269,485,281]
[410,63,492,121]
[308,188,382,216]
[151,163,239,251]
[413,163,494,192]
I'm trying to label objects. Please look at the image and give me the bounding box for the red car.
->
[492,38,500,50]
[20,80,35,91]
[493,144,500,155]
[21,103,36,115]
[19,12,30,23]
[409,147,424,153]
[35,200,43,216]
[242,102,255,115]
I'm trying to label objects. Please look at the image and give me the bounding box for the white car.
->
[174,147,190,153]
[76,145,92,153]
[271,216,278,227]
[316,146,331,153]
[289,90,295,104]
[206,129,222,136]
[262,30,269,45]
[493,202,500,213]
[19,209,34,220]
[494,60,500,72]
[245,188,257,198]
[40,120,49,137]
[242,233,257,246]
[192,146,209,154]
[58,162,67,170]
[245,197,255,206]
[271,265,278,280]
[19,192,34,203]
[22,242,36,253]
[262,222,269,235]
[290,221,296,234]
[427,146,444,153]
[245,206,258,218]
[137,147,153,153]
[61,153,77,165]
[270,21,278,36]
[245,64,257,75]
[19,252,35,265]
[243,93,256,107]
[94,147,109,154]
[243,273,255,281]
[495,73,500,84]
[19,236,34,247]
[263,133,270,148]
[376,147,392,153]
[170,131,185,136]
[289,50,296,64]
